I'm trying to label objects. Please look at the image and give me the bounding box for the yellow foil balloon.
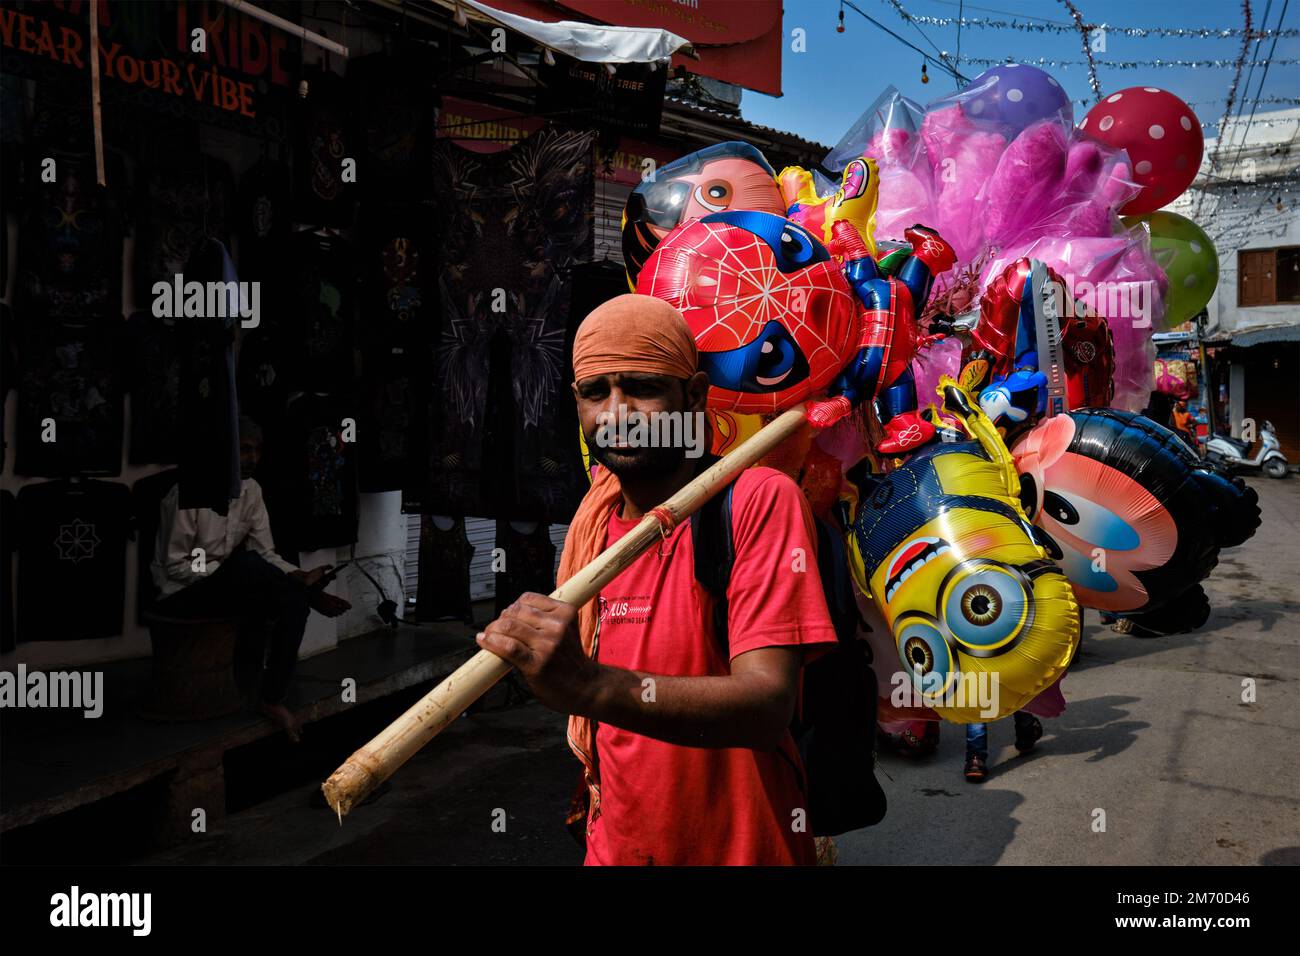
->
[778,157,879,257]
[848,378,1079,722]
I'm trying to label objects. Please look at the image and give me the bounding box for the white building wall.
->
[1169,107,1300,338]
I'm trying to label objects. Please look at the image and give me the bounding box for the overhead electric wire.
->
[1195,0,1256,222]
[842,0,970,82]
[1226,0,1293,223]
[956,0,964,84]
[879,0,966,82]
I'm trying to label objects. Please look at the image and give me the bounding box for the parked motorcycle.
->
[1206,420,1290,478]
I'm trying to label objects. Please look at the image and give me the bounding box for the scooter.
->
[1206,420,1290,478]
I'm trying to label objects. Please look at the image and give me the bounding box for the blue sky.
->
[744,0,1300,149]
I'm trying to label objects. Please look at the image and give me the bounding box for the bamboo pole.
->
[322,404,810,820]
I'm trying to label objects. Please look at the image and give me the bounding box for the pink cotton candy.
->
[920,104,975,169]
[980,230,1164,411]
[813,415,871,470]
[1057,199,1116,239]
[1063,139,1106,200]
[1100,160,1139,208]
[875,166,934,242]
[826,79,1168,415]
[911,336,963,408]
[985,121,1069,243]
[932,130,1006,261]
[865,127,916,166]
[1021,676,1067,718]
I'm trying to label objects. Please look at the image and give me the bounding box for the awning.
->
[1225,323,1300,348]
[458,0,695,64]
[473,0,783,96]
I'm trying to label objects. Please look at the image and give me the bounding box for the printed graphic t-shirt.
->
[263,392,359,554]
[15,319,123,477]
[123,311,183,465]
[16,479,130,643]
[584,467,839,867]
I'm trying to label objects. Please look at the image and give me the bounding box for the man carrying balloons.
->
[479,294,842,866]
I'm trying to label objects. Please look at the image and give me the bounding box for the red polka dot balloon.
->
[1080,87,1203,215]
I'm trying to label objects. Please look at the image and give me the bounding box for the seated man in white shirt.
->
[151,417,350,740]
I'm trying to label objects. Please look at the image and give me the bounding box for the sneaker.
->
[898,721,940,757]
[904,225,958,274]
[1015,715,1044,754]
[877,410,935,454]
[963,753,987,783]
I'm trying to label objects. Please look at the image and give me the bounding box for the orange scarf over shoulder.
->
[558,293,699,830]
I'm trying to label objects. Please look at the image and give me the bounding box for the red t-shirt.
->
[583,466,839,866]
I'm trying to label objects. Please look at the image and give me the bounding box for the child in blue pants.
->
[964,711,1043,782]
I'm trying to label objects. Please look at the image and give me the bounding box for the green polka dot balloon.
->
[1123,211,1219,328]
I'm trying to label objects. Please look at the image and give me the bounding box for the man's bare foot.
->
[259,701,302,743]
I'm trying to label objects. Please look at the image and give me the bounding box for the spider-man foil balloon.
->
[959,258,1115,445]
[637,209,956,449]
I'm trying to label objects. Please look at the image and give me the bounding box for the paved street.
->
[145,477,1299,866]
[842,474,1300,865]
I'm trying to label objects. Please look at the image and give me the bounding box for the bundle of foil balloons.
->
[618,65,1260,724]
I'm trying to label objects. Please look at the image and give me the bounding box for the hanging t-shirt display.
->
[420,127,595,523]
[16,479,131,643]
[294,68,357,228]
[358,343,426,493]
[0,302,15,399]
[285,230,357,393]
[0,302,14,469]
[130,468,179,624]
[14,151,123,321]
[235,324,290,434]
[347,48,434,203]
[1,71,25,290]
[270,392,359,553]
[175,239,241,514]
[415,515,475,625]
[123,311,184,465]
[1,489,15,652]
[1,71,25,209]
[15,318,123,477]
[236,156,293,283]
[493,521,556,616]
[358,203,435,353]
[132,153,235,307]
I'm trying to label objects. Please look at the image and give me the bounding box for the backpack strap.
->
[689,455,736,651]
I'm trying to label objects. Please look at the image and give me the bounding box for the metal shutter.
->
[404,517,570,606]
[466,517,498,601]
[550,524,568,577]
[594,180,632,266]
[404,513,422,602]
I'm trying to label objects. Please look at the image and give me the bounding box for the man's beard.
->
[587,434,688,481]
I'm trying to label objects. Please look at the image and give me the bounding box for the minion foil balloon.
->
[848,380,1080,723]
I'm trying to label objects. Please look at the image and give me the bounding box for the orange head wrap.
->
[560,293,700,834]
[571,293,698,384]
